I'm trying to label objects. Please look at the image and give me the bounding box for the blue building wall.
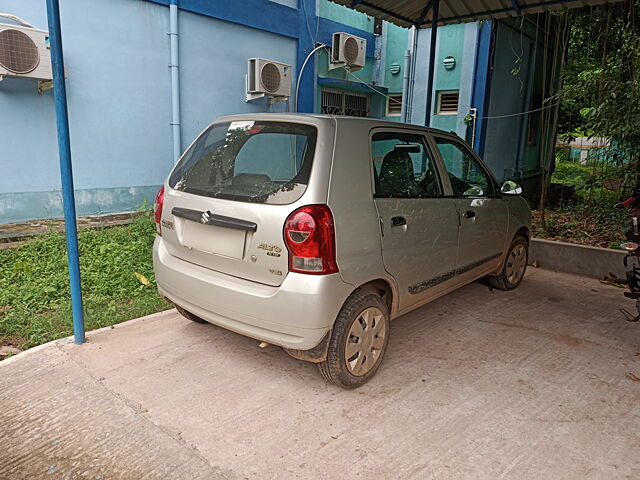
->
[0,0,173,222]
[176,11,297,147]
[0,0,323,223]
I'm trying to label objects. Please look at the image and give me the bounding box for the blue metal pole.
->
[169,0,181,163]
[424,0,439,126]
[45,0,85,344]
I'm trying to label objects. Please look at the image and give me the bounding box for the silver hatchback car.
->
[153,113,530,388]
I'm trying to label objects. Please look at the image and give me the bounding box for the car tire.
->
[176,305,208,324]
[318,290,390,389]
[487,235,528,290]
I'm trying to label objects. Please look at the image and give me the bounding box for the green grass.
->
[0,214,170,350]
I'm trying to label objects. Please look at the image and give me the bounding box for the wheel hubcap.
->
[505,243,526,284]
[344,307,386,376]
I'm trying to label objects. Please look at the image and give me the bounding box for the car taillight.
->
[284,205,338,274]
[153,185,164,236]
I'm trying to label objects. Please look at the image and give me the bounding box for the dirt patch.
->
[552,334,583,347]
[0,211,147,246]
[0,342,23,360]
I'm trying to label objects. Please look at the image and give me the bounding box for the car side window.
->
[434,137,494,197]
[371,132,443,198]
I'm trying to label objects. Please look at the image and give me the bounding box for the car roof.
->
[214,112,452,136]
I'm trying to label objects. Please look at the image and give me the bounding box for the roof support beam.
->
[424,0,439,126]
[416,0,434,27]
[511,0,522,15]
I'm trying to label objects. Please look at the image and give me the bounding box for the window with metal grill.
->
[386,94,403,116]
[436,90,459,114]
[321,88,370,118]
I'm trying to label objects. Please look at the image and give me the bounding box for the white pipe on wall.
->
[406,26,418,123]
[169,0,181,163]
[401,48,411,122]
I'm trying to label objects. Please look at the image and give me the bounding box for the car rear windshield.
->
[169,121,318,204]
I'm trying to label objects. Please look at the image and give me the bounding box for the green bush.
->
[552,161,592,190]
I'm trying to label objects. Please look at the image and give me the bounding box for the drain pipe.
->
[169,0,181,162]
[400,48,411,122]
[406,26,418,123]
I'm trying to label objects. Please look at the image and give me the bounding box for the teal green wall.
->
[384,24,408,94]
[318,1,374,32]
[430,23,465,133]
[380,23,408,122]
[316,49,376,84]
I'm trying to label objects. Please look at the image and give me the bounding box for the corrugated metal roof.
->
[328,0,624,28]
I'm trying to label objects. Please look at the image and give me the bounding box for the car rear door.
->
[371,129,459,311]
[430,134,509,278]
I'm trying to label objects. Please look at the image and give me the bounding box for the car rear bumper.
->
[153,237,353,350]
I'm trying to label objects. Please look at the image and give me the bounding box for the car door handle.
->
[391,216,407,227]
[463,210,476,219]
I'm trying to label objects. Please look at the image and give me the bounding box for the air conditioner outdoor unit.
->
[330,32,366,72]
[0,23,52,81]
[246,58,291,102]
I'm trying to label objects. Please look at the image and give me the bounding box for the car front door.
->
[371,129,459,312]
[431,134,509,279]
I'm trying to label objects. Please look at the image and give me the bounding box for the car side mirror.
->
[500,180,522,195]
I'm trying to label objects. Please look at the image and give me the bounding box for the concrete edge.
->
[0,308,177,367]
[529,237,626,280]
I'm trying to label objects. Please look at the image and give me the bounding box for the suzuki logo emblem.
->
[201,211,210,224]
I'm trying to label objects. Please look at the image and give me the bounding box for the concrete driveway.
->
[1,268,640,479]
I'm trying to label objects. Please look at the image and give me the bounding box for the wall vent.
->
[386,94,403,116]
[436,90,459,114]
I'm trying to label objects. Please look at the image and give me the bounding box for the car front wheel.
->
[318,290,390,389]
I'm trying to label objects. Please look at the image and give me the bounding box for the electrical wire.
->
[0,13,34,28]
[301,0,317,45]
[294,44,327,112]
[478,101,561,120]
[336,53,409,108]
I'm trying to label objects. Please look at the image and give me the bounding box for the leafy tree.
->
[557,1,640,170]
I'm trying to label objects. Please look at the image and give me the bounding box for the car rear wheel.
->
[487,235,528,290]
[176,305,208,324]
[318,290,390,389]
